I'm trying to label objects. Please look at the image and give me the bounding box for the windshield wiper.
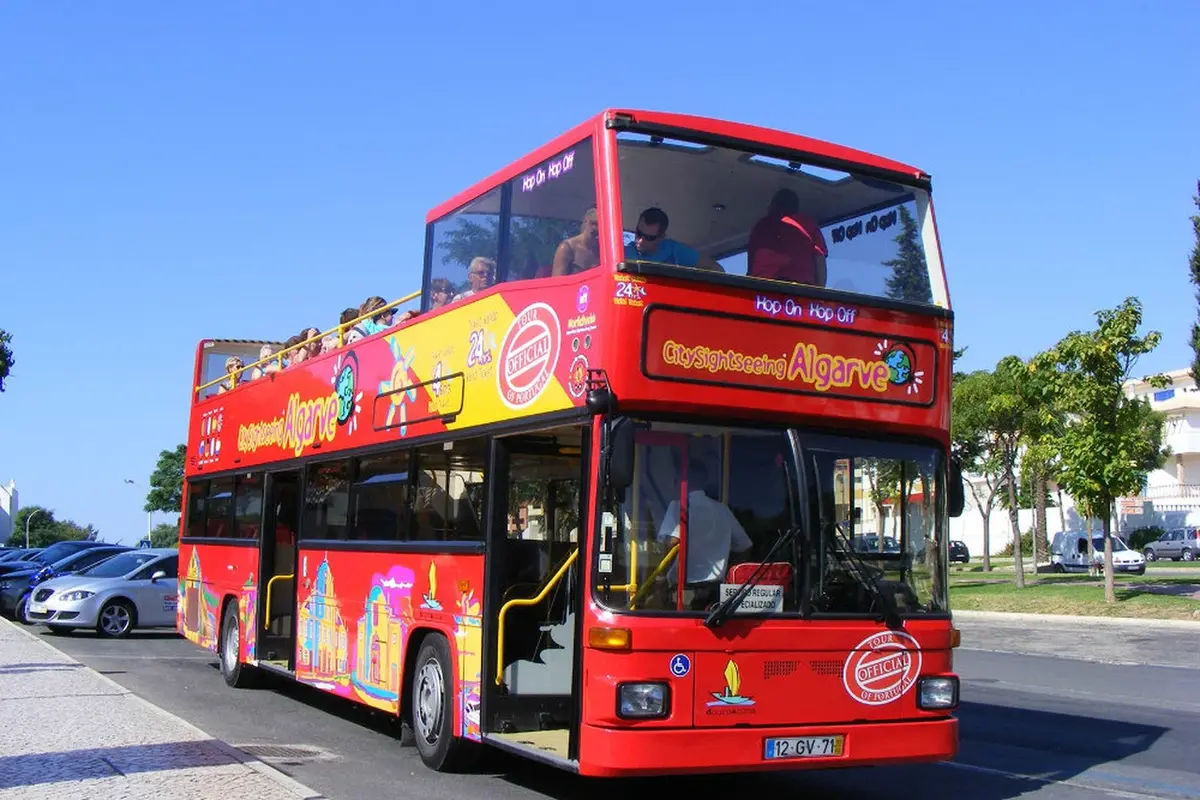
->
[828,522,904,630]
[705,526,800,628]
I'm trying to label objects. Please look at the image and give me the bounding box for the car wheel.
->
[1052,563,1065,573]
[1143,549,1156,562]
[97,600,136,638]
[412,635,473,771]
[1184,549,1195,562]
[220,601,257,688]
[15,593,33,625]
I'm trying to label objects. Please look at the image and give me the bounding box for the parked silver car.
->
[1142,528,1200,562]
[25,549,179,638]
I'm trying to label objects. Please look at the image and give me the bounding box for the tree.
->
[6,506,95,548]
[150,522,180,548]
[1188,181,1200,382]
[952,370,1005,571]
[1038,297,1169,602]
[146,445,186,514]
[0,328,13,392]
[439,215,577,289]
[883,206,932,304]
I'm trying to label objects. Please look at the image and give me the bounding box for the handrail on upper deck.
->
[195,289,421,396]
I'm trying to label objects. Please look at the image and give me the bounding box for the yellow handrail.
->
[494,548,579,686]
[263,573,294,630]
[629,544,678,610]
[195,289,421,395]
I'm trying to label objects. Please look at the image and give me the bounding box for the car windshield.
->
[79,552,161,578]
[1093,536,1128,552]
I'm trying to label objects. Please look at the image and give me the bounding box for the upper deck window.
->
[424,138,597,310]
[616,132,946,307]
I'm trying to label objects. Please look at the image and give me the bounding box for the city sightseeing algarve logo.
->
[873,339,924,396]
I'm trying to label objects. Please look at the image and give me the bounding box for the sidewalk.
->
[0,618,325,800]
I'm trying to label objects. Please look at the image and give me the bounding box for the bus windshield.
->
[593,420,947,618]
[616,132,945,306]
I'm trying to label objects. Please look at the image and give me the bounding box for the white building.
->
[0,480,16,543]
[1119,367,1200,531]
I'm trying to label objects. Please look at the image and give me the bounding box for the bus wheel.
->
[220,602,256,689]
[412,635,469,771]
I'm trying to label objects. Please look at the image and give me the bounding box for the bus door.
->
[258,469,300,668]
[485,428,586,757]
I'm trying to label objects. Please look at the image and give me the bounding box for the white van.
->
[1050,531,1146,574]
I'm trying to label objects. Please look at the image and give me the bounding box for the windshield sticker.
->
[843,631,922,706]
[707,658,756,714]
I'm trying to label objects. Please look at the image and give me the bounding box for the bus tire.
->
[220,601,257,689]
[412,635,470,771]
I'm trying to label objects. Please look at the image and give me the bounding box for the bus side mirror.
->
[947,457,965,518]
[606,418,635,492]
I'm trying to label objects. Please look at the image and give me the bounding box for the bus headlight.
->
[617,682,669,719]
[917,676,959,709]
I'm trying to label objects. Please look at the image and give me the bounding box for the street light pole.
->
[24,508,42,549]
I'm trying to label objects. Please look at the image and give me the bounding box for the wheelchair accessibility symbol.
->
[669,653,691,678]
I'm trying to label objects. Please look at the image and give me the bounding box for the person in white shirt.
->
[657,458,752,608]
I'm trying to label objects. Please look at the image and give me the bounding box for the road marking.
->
[945,760,1200,799]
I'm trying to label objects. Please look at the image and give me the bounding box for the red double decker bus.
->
[179,108,964,777]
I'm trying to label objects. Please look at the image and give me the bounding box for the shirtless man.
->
[551,207,600,276]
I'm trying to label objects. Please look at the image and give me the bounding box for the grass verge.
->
[949,575,1200,621]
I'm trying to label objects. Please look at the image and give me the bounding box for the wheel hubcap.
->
[414,657,444,745]
[224,618,239,669]
[102,606,130,635]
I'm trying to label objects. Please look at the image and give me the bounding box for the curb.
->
[1,617,328,800]
[952,609,1200,630]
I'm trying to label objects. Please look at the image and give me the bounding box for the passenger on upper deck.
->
[551,207,600,276]
[429,278,454,310]
[217,356,244,394]
[623,208,722,271]
[454,257,495,301]
[250,344,280,380]
[747,189,827,286]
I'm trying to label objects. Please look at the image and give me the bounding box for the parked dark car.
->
[0,548,43,563]
[0,545,129,623]
[949,540,970,564]
[1142,528,1200,562]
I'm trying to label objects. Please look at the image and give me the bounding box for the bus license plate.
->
[764,735,844,760]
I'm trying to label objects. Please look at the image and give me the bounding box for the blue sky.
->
[1,2,1197,545]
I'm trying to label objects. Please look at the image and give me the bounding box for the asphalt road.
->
[31,624,1200,800]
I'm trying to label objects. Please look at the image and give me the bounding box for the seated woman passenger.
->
[250,344,280,380]
[624,207,723,271]
[551,207,600,276]
[290,328,321,365]
[217,356,244,393]
[322,307,362,353]
[429,278,454,309]
[453,257,496,301]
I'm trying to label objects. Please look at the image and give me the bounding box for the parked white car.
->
[25,549,179,638]
[1050,532,1145,575]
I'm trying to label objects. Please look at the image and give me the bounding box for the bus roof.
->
[426,108,929,223]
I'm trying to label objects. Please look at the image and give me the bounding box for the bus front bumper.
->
[578,717,957,777]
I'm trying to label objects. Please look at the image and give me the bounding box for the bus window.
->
[505,139,597,280]
[186,480,208,538]
[427,188,501,309]
[303,461,351,541]
[412,439,486,541]
[234,473,263,540]
[616,132,943,306]
[206,477,234,538]
[350,452,412,541]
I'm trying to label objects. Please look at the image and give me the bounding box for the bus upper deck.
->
[189,108,953,478]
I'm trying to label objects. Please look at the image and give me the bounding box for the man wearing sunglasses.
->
[624,207,722,271]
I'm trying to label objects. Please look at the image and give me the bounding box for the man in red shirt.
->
[747,189,828,286]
